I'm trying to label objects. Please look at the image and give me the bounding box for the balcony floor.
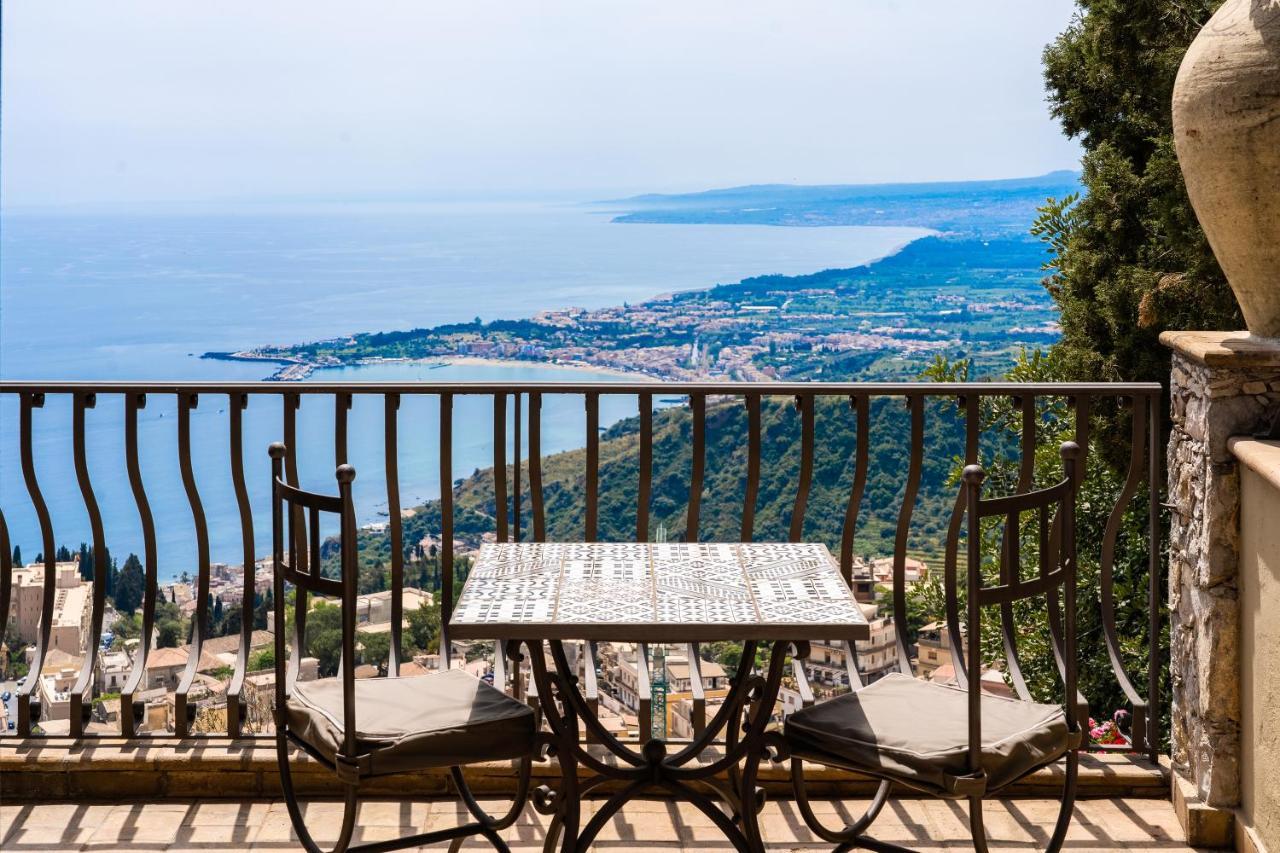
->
[1,795,1210,852]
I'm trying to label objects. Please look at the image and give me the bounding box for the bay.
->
[0,201,930,578]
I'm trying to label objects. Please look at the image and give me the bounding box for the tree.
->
[10,545,19,567]
[155,600,188,649]
[406,602,441,654]
[359,632,391,675]
[305,602,344,677]
[56,545,72,562]
[212,598,224,629]
[1038,0,1236,394]
[78,543,92,581]
[248,648,275,672]
[113,554,145,615]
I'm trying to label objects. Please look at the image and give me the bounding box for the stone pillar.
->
[1162,330,1280,845]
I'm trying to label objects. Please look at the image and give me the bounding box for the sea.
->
[0,201,931,580]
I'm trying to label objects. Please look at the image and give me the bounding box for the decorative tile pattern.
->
[450,542,868,640]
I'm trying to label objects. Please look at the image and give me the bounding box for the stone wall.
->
[1163,331,1280,814]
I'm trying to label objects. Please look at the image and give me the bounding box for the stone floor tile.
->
[181,799,271,826]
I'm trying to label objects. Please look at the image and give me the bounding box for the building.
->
[98,648,132,693]
[803,604,900,690]
[915,621,961,680]
[354,588,433,636]
[8,561,90,654]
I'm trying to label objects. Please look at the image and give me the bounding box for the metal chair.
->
[764,441,1083,853]
[268,443,545,853]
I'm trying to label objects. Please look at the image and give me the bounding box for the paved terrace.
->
[1,796,1207,852]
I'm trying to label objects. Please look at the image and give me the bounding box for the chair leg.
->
[789,757,894,847]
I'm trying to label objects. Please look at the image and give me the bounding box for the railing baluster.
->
[1100,397,1150,748]
[514,393,522,543]
[790,394,814,543]
[17,392,55,737]
[529,392,546,542]
[439,393,454,669]
[385,394,403,675]
[840,394,870,585]
[741,394,762,541]
[334,391,351,465]
[70,392,108,737]
[225,393,255,736]
[585,392,599,542]
[583,640,601,741]
[494,393,508,543]
[637,642,653,741]
[686,642,706,735]
[892,396,923,677]
[637,393,652,542]
[687,392,706,542]
[942,393,980,688]
[0,510,11,642]
[283,393,306,572]
[121,393,157,737]
[999,395,1036,702]
[175,392,211,737]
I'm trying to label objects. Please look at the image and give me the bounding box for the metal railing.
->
[0,380,1163,762]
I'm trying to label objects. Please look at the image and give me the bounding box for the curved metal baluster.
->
[893,396,923,676]
[741,394,761,541]
[943,393,980,687]
[0,510,11,642]
[529,391,546,543]
[385,394,404,675]
[840,394,870,585]
[17,392,55,737]
[636,393,652,542]
[790,394,814,542]
[70,392,108,737]
[999,395,1036,701]
[494,393,508,543]
[227,393,255,736]
[283,393,306,575]
[439,393,454,668]
[120,393,158,737]
[175,392,211,737]
[687,392,706,542]
[1100,397,1150,747]
[334,391,350,465]
[585,392,599,542]
[514,392,522,543]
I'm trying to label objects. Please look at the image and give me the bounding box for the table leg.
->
[519,639,800,853]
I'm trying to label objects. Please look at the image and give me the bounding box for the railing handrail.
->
[0,379,1163,395]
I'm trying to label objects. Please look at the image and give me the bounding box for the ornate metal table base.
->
[515,638,807,853]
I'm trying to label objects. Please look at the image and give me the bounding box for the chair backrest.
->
[961,440,1081,776]
[269,442,359,760]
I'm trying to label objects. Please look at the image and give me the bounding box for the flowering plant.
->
[1087,709,1132,748]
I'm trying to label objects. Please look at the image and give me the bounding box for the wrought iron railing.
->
[0,380,1163,762]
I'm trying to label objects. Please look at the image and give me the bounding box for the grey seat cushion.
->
[785,672,1072,796]
[286,668,537,777]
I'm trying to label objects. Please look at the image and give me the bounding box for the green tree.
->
[1038,0,1236,392]
[248,648,275,672]
[406,602,441,654]
[10,545,20,567]
[359,632,391,675]
[113,554,145,615]
[305,602,344,677]
[155,600,188,649]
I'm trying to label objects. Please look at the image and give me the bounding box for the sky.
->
[1,1,1084,208]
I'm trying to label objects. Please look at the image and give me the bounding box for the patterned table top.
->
[449,542,870,642]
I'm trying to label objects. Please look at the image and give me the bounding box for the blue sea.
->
[0,201,930,579]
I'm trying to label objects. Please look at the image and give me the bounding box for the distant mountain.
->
[601,171,1083,236]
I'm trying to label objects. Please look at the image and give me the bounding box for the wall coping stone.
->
[1228,438,1280,491]
[1161,331,1280,369]
[0,739,1170,801]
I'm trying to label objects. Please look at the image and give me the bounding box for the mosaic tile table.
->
[449,542,869,642]
[448,542,869,853]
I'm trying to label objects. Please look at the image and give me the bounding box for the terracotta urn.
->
[1173,0,1280,337]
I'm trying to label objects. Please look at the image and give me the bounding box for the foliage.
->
[155,600,188,649]
[113,554,145,615]
[247,648,274,673]
[1038,0,1237,395]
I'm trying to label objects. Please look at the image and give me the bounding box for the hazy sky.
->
[2,1,1083,207]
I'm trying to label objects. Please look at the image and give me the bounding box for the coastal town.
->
[208,235,1060,384]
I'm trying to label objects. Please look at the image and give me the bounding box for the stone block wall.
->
[1163,331,1280,812]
